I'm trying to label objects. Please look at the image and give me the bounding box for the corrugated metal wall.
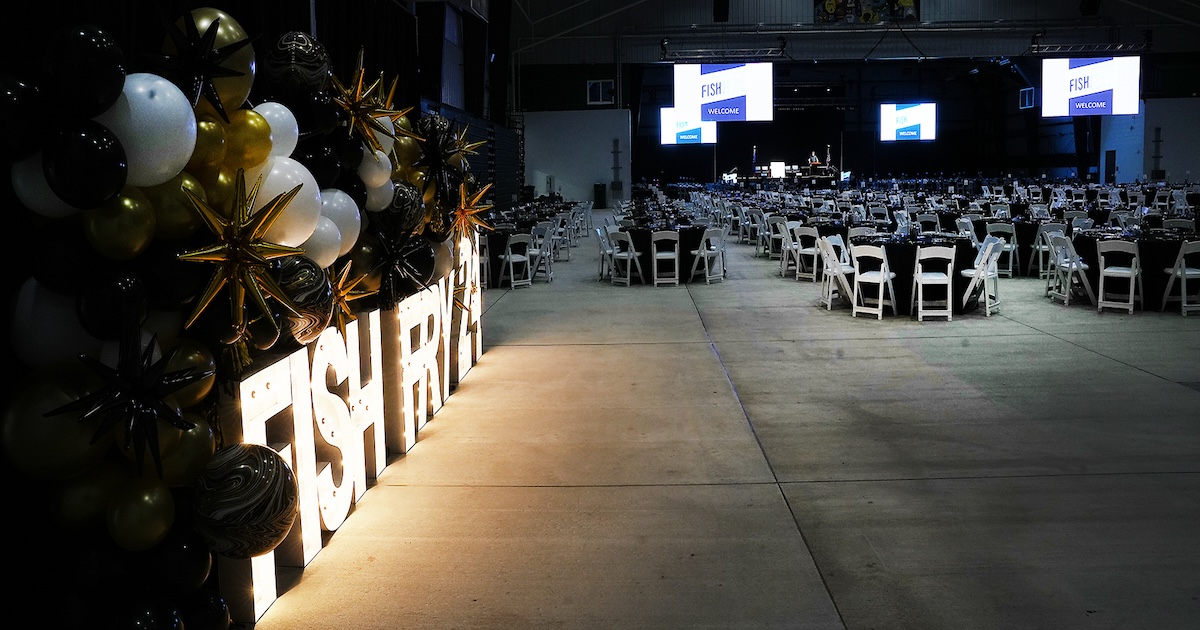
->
[510,0,1199,65]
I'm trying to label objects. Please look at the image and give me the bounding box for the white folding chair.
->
[650,230,680,287]
[497,233,533,289]
[1029,223,1067,280]
[1096,239,1143,313]
[1161,240,1200,316]
[961,238,1003,316]
[818,236,855,310]
[1047,234,1095,306]
[911,245,955,321]
[689,228,725,284]
[851,244,897,319]
[608,230,643,286]
[791,225,821,282]
[593,226,614,281]
[986,222,1018,277]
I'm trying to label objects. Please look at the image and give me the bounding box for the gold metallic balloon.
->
[174,8,256,116]
[106,476,176,551]
[223,108,272,170]
[342,230,384,293]
[81,184,157,261]
[0,362,111,481]
[186,113,228,178]
[197,165,238,218]
[394,114,413,134]
[151,412,216,487]
[449,151,470,175]
[143,171,207,240]
[162,337,217,408]
[392,135,421,172]
[406,167,436,204]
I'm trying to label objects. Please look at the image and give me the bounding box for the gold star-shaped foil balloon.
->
[452,124,487,157]
[329,259,377,340]
[450,181,494,244]
[331,48,418,154]
[452,277,479,312]
[178,169,306,344]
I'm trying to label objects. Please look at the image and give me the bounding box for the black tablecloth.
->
[485,229,528,287]
[1072,230,1197,310]
[971,218,1042,277]
[624,226,706,283]
[850,235,978,315]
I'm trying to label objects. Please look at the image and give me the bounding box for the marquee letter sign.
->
[215,238,483,623]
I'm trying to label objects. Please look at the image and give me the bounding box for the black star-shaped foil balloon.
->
[329,259,377,341]
[177,169,307,353]
[45,316,214,478]
[369,210,435,309]
[414,115,486,212]
[146,9,256,123]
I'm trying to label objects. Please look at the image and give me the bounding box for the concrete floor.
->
[253,214,1200,630]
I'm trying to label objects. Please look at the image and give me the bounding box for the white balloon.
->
[372,115,395,154]
[320,188,362,256]
[93,72,196,187]
[365,178,395,212]
[252,156,323,247]
[11,152,78,218]
[10,277,103,368]
[301,216,342,269]
[255,101,300,158]
[357,149,392,188]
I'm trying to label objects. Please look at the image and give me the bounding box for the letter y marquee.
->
[212,238,484,624]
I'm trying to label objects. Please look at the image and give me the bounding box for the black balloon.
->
[43,118,127,209]
[77,268,147,340]
[135,237,209,311]
[389,181,424,227]
[180,588,232,630]
[136,516,213,600]
[31,216,106,295]
[246,301,285,351]
[259,31,331,99]
[332,132,365,171]
[335,168,369,211]
[41,24,127,118]
[0,73,44,163]
[109,599,186,630]
[277,255,334,345]
[189,292,248,347]
[291,136,342,189]
[293,90,342,137]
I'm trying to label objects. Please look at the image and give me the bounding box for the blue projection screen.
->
[1040,56,1141,117]
[672,63,774,123]
[879,102,937,141]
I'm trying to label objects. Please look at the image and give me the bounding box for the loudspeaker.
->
[1079,0,1101,16]
[714,0,729,22]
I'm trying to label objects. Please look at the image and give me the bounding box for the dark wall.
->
[518,52,1200,183]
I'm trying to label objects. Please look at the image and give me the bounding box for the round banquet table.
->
[623,225,707,284]
[849,233,979,316]
[1071,228,1199,311]
[970,217,1043,277]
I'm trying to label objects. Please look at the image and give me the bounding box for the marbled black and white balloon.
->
[277,255,334,345]
[192,443,299,559]
[261,31,331,97]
